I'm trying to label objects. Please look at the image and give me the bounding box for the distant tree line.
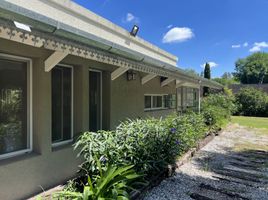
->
[234,52,268,84]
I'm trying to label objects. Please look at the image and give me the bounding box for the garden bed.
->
[131,129,222,200]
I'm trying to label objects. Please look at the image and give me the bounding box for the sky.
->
[73,0,268,78]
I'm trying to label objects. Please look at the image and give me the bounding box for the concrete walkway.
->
[144,124,268,200]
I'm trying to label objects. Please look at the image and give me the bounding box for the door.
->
[89,70,102,131]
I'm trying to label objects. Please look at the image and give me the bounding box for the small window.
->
[0,56,32,159]
[51,65,73,146]
[144,94,176,110]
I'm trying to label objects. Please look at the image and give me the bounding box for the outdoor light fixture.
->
[127,70,137,81]
[130,25,139,37]
[14,21,31,32]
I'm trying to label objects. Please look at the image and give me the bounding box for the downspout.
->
[198,80,201,114]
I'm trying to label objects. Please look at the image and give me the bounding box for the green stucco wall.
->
[0,38,176,200]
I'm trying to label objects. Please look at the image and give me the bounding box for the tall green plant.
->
[55,164,142,200]
[203,62,211,96]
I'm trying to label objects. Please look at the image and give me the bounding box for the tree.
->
[184,68,200,77]
[203,62,211,96]
[213,72,239,86]
[234,52,268,84]
[204,62,211,79]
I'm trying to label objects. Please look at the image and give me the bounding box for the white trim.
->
[51,64,74,147]
[0,53,33,160]
[161,77,175,87]
[111,67,129,81]
[89,69,103,130]
[141,74,157,85]
[44,51,69,72]
[144,94,166,111]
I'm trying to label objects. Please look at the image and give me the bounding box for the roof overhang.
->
[0,0,223,89]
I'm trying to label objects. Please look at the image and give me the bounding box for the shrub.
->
[235,87,268,117]
[70,103,230,192]
[165,112,207,154]
[75,117,181,179]
[201,92,235,129]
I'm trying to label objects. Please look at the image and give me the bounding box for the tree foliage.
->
[184,68,200,77]
[234,52,268,84]
[204,62,211,79]
[203,62,211,96]
[213,72,239,86]
[235,87,268,117]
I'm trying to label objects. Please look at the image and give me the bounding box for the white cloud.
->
[162,27,194,43]
[249,42,268,52]
[123,13,139,23]
[243,42,248,47]
[167,24,173,29]
[231,44,241,48]
[126,13,134,22]
[201,62,218,68]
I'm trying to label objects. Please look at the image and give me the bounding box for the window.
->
[144,96,151,109]
[51,65,73,146]
[153,96,162,108]
[144,94,176,110]
[0,54,32,159]
[164,94,176,109]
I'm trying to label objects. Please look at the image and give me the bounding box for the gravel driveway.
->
[143,124,268,200]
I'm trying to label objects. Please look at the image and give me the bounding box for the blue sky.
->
[73,0,268,77]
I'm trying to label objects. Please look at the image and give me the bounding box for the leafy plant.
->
[235,87,268,117]
[55,164,142,200]
[74,118,180,179]
[201,92,235,129]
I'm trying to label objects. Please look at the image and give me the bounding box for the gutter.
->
[0,1,223,89]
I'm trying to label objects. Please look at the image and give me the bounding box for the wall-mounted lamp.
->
[130,25,139,37]
[127,70,137,81]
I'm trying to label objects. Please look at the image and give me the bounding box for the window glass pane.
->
[187,88,194,107]
[0,59,28,155]
[144,96,151,109]
[153,96,162,108]
[164,95,169,108]
[89,71,101,132]
[164,94,176,109]
[52,66,72,143]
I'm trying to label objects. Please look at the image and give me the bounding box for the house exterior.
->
[0,1,222,199]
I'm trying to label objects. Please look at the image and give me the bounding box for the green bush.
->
[69,98,231,193]
[235,87,268,117]
[201,92,235,129]
[74,117,182,179]
[74,112,209,182]
[165,112,207,154]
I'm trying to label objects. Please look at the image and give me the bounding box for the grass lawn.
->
[231,116,268,129]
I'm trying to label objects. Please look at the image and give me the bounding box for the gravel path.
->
[143,124,268,200]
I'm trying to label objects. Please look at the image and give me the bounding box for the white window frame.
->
[0,53,33,160]
[52,64,74,148]
[144,94,168,111]
[89,69,103,130]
